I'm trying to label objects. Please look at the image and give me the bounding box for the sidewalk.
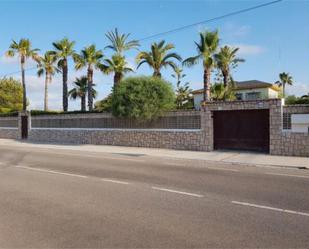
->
[0,139,308,169]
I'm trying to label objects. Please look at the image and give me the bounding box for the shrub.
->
[30,110,103,116]
[285,95,309,105]
[94,94,113,112]
[112,76,175,120]
[0,77,23,113]
[0,111,18,117]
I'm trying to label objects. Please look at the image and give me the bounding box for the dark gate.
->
[213,109,269,152]
[21,116,28,139]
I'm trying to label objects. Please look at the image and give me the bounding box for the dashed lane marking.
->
[231,201,309,217]
[151,186,204,198]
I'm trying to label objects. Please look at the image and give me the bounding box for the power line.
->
[1,0,283,78]
[138,0,283,42]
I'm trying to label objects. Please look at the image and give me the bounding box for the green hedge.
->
[0,111,19,117]
[30,110,105,116]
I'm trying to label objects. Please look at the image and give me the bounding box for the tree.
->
[275,72,293,98]
[136,40,182,78]
[52,38,75,112]
[6,39,39,111]
[102,54,133,87]
[37,51,58,111]
[183,30,219,102]
[0,77,23,113]
[74,45,104,111]
[301,93,309,99]
[112,76,175,120]
[215,46,244,87]
[69,76,97,111]
[94,95,113,112]
[172,67,192,109]
[105,28,139,55]
[211,83,235,101]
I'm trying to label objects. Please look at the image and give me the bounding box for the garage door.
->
[213,109,270,152]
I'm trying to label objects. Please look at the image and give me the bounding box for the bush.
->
[112,76,175,120]
[0,111,18,117]
[0,77,23,113]
[94,95,113,112]
[30,110,103,116]
[285,95,309,105]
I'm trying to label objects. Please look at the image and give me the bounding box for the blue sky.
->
[0,0,308,110]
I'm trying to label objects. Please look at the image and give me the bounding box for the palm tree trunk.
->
[222,70,229,87]
[87,66,94,111]
[44,72,49,111]
[283,83,286,98]
[153,70,161,78]
[62,58,68,112]
[114,72,122,88]
[203,68,211,102]
[81,96,86,112]
[21,56,27,111]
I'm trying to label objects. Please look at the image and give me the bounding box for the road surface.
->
[0,144,308,248]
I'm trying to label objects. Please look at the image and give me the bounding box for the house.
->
[192,80,280,110]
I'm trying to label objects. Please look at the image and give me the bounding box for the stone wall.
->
[0,116,19,139]
[283,104,309,114]
[0,128,19,139]
[28,111,207,151]
[28,129,206,151]
[1,104,308,157]
[31,111,201,129]
[274,104,309,157]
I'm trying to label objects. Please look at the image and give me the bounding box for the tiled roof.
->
[192,80,280,94]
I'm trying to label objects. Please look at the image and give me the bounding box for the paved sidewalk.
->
[0,139,308,169]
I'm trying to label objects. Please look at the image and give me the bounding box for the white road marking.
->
[265,173,309,179]
[101,178,130,185]
[151,187,204,198]
[231,201,309,217]
[15,166,88,178]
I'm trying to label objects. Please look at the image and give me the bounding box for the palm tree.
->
[105,28,139,55]
[275,72,293,98]
[171,66,186,86]
[69,76,97,111]
[73,45,104,111]
[172,66,191,108]
[136,40,182,78]
[37,51,58,111]
[215,46,244,87]
[6,39,39,111]
[52,38,75,112]
[211,83,235,101]
[175,81,192,109]
[183,30,219,101]
[102,54,133,87]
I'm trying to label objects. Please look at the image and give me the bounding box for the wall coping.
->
[202,98,281,106]
[284,104,309,107]
[30,128,202,132]
[30,111,201,119]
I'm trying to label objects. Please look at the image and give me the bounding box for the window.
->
[283,113,291,130]
[235,93,243,100]
[246,92,261,100]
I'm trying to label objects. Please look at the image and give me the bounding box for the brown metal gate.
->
[21,116,28,139]
[213,109,269,152]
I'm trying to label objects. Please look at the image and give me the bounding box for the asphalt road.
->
[0,144,309,248]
